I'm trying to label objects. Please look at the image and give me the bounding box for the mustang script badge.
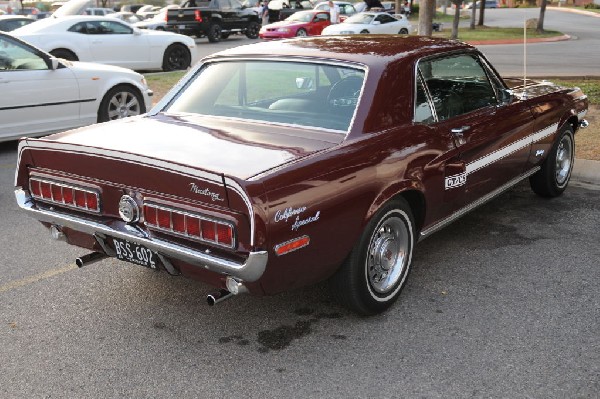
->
[189,183,225,202]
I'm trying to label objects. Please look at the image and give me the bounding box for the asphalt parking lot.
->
[1,138,598,398]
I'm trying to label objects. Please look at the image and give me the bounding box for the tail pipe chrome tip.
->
[76,252,107,268]
[579,119,589,129]
[207,289,233,306]
[206,277,248,306]
[50,225,66,242]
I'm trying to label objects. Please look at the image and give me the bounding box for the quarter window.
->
[418,54,498,121]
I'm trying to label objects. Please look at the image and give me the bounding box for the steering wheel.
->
[327,76,363,109]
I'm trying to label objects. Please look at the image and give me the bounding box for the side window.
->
[68,22,88,34]
[96,21,133,34]
[414,76,434,123]
[0,36,48,71]
[418,53,498,121]
[343,5,354,14]
[377,14,394,24]
[316,12,329,21]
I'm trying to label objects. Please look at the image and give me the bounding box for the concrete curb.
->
[467,34,571,46]
[547,6,600,18]
[572,158,600,185]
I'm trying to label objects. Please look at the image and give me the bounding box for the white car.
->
[0,32,152,142]
[12,15,197,71]
[321,11,412,35]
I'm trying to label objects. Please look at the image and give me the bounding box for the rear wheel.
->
[529,124,575,197]
[161,43,191,71]
[360,29,369,34]
[330,198,415,315]
[50,48,78,61]
[296,28,307,37]
[98,85,145,123]
[245,21,260,39]
[207,23,222,42]
[399,28,408,34]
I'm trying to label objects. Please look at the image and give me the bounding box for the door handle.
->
[451,126,470,146]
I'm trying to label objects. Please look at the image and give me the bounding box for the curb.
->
[547,6,600,18]
[572,158,600,185]
[467,34,570,45]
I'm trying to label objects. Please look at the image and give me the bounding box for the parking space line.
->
[0,264,77,294]
[0,164,15,169]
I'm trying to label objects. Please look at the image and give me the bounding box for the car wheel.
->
[330,198,415,315]
[49,48,78,61]
[161,43,191,71]
[207,23,222,42]
[245,21,260,39]
[360,29,369,34]
[156,26,165,31]
[98,85,145,123]
[529,124,575,197]
[399,28,408,34]
[296,28,307,37]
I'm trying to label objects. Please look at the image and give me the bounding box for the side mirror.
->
[295,77,313,90]
[500,88,514,105]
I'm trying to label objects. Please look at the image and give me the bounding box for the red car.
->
[259,10,330,38]
[15,36,589,315]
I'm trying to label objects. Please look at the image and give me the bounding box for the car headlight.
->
[277,28,291,32]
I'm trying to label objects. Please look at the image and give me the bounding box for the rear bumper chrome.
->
[15,188,268,282]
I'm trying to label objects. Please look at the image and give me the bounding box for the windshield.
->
[166,60,365,132]
[344,13,374,24]
[287,11,314,22]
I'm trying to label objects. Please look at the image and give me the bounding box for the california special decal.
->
[274,206,321,231]
[445,173,467,190]
[274,206,307,223]
[189,183,224,202]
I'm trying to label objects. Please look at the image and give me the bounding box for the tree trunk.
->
[418,0,434,36]
[477,0,485,26]
[537,0,547,33]
[451,1,462,39]
[395,0,402,14]
[470,0,476,29]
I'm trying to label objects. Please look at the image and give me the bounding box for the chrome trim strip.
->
[15,189,268,282]
[466,123,557,175]
[419,166,540,240]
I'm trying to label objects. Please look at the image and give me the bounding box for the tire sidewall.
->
[98,85,145,123]
[361,206,414,304]
[162,44,190,71]
[552,127,574,190]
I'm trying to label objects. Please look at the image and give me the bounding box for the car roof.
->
[13,15,129,33]
[208,36,473,69]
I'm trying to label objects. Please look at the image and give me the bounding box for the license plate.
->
[112,238,159,269]
[178,25,186,29]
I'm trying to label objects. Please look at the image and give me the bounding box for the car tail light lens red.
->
[194,10,202,22]
[29,177,100,213]
[144,203,235,249]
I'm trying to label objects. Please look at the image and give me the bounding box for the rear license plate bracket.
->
[112,237,159,269]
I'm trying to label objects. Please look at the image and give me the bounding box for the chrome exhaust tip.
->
[207,289,233,306]
[579,119,589,129]
[75,252,107,268]
[50,225,66,242]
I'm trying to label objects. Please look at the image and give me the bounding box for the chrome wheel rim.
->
[367,216,409,294]
[296,29,307,37]
[555,134,573,187]
[107,91,141,120]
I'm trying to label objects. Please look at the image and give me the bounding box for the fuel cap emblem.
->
[118,195,140,223]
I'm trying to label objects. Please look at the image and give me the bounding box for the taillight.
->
[144,203,235,249]
[29,177,100,213]
[194,10,202,22]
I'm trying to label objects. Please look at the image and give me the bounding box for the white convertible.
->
[12,15,197,71]
[321,12,412,35]
[0,32,152,142]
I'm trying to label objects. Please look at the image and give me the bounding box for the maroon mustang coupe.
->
[15,36,589,315]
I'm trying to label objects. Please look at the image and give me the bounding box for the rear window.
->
[166,60,366,133]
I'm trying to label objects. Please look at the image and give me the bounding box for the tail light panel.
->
[144,202,235,249]
[29,177,100,213]
[194,10,202,22]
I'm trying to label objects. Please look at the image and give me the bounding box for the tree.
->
[537,0,548,33]
[470,0,477,30]
[418,0,435,36]
[450,0,463,39]
[477,0,486,26]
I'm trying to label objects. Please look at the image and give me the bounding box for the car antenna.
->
[522,18,528,99]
